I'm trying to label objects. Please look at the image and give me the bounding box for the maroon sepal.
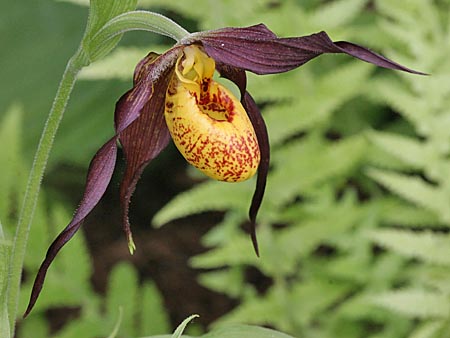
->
[117,48,181,248]
[198,24,426,75]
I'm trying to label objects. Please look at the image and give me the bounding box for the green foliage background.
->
[1,0,449,337]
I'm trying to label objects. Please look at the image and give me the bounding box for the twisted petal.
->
[197,24,426,75]
[25,47,181,316]
[24,139,117,317]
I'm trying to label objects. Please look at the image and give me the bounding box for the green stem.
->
[6,48,88,337]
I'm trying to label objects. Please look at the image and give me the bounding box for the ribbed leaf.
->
[370,289,450,319]
[367,228,450,266]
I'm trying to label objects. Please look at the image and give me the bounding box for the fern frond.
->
[277,197,360,260]
[268,135,367,206]
[366,141,416,172]
[367,228,450,265]
[367,77,427,129]
[190,232,258,269]
[374,198,441,227]
[368,131,427,170]
[369,288,450,319]
[367,168,450,224]
[264,62,373,145]
[152,180,252,227]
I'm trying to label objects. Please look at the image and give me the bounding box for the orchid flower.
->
[25,22,424,316]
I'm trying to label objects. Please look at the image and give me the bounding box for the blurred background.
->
[1,0,450,337]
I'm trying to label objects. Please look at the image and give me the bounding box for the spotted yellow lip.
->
[164,45,260,182]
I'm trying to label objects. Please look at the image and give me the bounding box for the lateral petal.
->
[116,47,181,252]
[25,138,117,317]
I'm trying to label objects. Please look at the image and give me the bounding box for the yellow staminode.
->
[164,45,260,182]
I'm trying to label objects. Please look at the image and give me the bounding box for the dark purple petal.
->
[197,24,426,75]
[118,70,174,249]
[116,47,181,250]
[25,138,117,317]
[242,92,270,257]
[216,64,270,256]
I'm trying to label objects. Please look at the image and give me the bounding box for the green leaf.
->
[87,10,189,61]
[82,0,138,56]
[0,104,25,222]
[139,282,171,335]
[0,305,10,338]
[370,288,450,319]
[367,228,450,266]
[202,324,294,338]
[105,262,139,337]
[171,315,199,338]
[106,307,123,338]
[0,220,11,338]
[0,221,11,338]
